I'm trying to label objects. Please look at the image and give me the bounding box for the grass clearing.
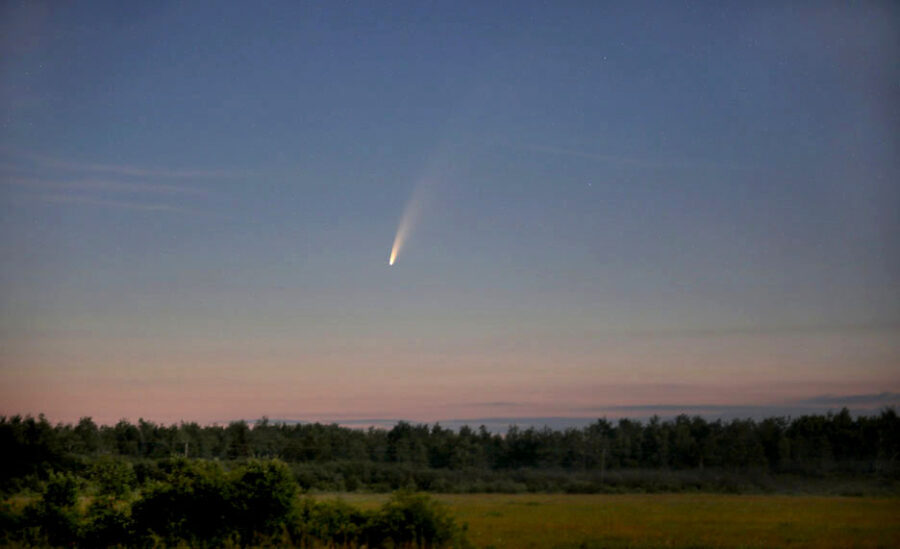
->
[312,492,900,548]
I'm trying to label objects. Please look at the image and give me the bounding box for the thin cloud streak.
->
[40,194,199,214]
[42,159,242,179]
[0,149,233,214]
[507,142,755,172]
[293,401,900,433]
[4,176,207,195]
[1,147,248,179]
[611,321,900,340]
[799,392,900,405]
[577,394,900,415]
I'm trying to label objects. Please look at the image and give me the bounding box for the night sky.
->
[2,1,898,425]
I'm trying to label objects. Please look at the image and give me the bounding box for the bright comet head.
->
[389,244,398,266]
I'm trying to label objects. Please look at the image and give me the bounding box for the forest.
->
[2,409,898,547]
[3,408,898,495]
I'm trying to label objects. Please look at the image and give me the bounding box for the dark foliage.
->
[8,409,900,472]
[19,473,80,546]
[2,409,898,546]
[365,491,467,548]
[2,461,467,548]
[80,497,132,548]
[1,408,898,497]
[227,460,298,541]
[131,459,233,545]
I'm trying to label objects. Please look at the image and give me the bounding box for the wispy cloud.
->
[40,194,199,214]
[1,148,240,213]
[504,142,754,172]
[38,158,241,179]
[594,404,762,412]
[573,394,900,418]
[799,392,900,406]
[1,147,246,179]
[238,394,900,433]
[4,176,207,195]
[612,321,900,339]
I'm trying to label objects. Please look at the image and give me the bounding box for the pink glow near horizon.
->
[2,328,897,426]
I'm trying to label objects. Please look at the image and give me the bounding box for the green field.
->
[314,493,900,548]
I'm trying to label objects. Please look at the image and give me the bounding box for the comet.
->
[385,89,487,266]
[387,178,432,266]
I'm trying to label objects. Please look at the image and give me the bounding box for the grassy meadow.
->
[315,492,900,548]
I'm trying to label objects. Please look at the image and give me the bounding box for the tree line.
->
[3,408,898,492]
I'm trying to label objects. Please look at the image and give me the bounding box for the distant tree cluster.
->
[2,408,897,494]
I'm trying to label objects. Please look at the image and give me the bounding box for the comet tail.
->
[387,179,429,266]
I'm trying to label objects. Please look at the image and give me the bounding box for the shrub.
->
[0,501,23,545]
[20,472,80,546]
[88,456,136,497]
[227,459,298,542]
[43,471,78,508]
[131,459,231,545]
[366,491,470,549]
[296,497,371,546]
[80,498,133,547]
[131,459,301,546]
[3,463,471,548]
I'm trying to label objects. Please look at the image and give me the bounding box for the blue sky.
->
[1,1,898,424]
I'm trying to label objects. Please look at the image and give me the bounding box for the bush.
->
[0,501,23,545]
[296,498,371,546]
[227,459,298,542]
[43,472,78,508]
[20,472,81,546]
[366,491,470,549]
[80,498,133,547]
[88,456,136,497]
[294,492,470,548]
[131,459,301,545]
[2,463,471,548]
[131,458,232,545]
